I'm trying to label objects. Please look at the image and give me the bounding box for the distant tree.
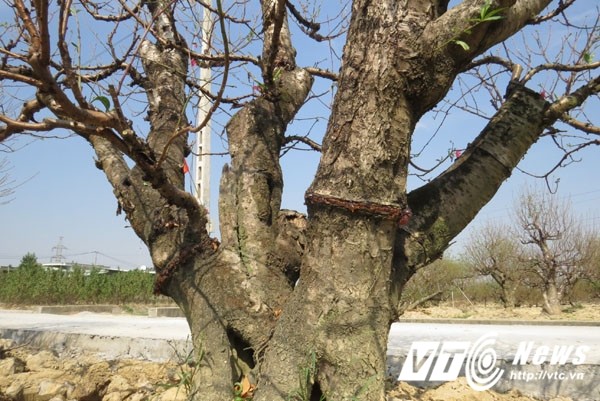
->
[18,252,40,270]
[582,235,600,300]
[517,189,597,315]
[399,258,468,312]
[463,222,524,308]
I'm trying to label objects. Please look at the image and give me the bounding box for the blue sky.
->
[0,1,598,268]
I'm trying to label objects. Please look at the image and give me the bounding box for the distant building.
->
[0,265,18,273]
[137,265,155,273]
[41,262,121,275]
[2,262,153,275]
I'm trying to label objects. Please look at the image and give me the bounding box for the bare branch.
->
[156,0,231,168]
[58,0,88,107]
[305,66,338,81]
[516,138,600,180]
[0,114,103,133]
[522,61,600,83]
[562,114,600,134]
[527,0,577,25]
[0,157,16,204]
[189,51,259,68]
[0,67,41,87]
[285,1,319,32]
[409,151,454,177]
[286,0,349,42]
[282,135,322,152]
[285,1,326,41]
[462,55,515,73]
[80,0,141,22]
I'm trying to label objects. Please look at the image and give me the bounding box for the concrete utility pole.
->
[194,2,213,232]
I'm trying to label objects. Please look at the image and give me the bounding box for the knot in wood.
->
[305,192,412,227]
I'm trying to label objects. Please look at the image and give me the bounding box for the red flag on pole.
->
[182,159,190,174]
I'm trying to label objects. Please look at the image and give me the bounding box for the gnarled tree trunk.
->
[542,280,562,315]
[79,0,579,399]
[3,0,599,400]
[500,283,518,309]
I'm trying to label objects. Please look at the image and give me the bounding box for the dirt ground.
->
[0,341,578,401]
[2,303,599,400]
[400,302,600,322]
[386,379,575,401]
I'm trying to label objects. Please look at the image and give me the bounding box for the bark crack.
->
[234,222,251,273]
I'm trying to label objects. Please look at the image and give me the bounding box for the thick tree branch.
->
[261,0,296,87]
[263,0,288,79]
[156,0,231,170]
[543,75,600,121]
[401,74,600,272]
[426,0,552,62]
[399,0,552,116]
[401,82,548,271]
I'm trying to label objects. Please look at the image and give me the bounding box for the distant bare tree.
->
[398,258,467,313]
[517,188,597,315]
[0,157,15,204]
[583,236,600,299]
[464,222,524,308]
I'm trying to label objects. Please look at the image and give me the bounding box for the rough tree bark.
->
[1,0,599,400]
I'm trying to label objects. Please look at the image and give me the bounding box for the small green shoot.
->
[286,351,326,401]
[443,0,506,52]
[91,95,111,111]
[475,0,506,23]
[453,40,471,51]
[156,337,201,398]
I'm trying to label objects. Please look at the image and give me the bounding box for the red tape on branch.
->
[305,192,412,228]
